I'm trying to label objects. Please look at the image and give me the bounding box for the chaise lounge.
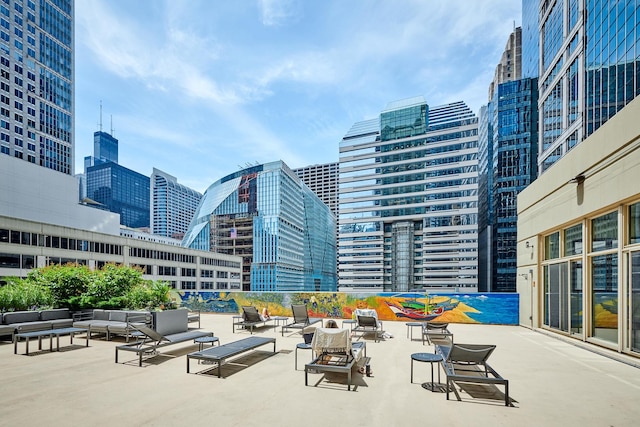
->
[115,309,212,366]
[304,327,368,391]
[281,304,321,336]
[353,309,383,342]
[436,342,511,406]
[233,306,273,334]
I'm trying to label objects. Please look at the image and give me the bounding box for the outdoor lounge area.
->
[1,313,640,426]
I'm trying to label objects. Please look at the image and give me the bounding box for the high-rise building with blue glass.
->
[151,168,202,240]
[480,80,538,292]
[0,0,73,174]
[538,0,640,173]
[521,0,540,79]
[85,162,150,229]
[338,97,479,291]
[84,130,118,170]
[478,27,539,293]
[182,161,337,292]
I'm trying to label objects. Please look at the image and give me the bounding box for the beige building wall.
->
[517,96,640,355]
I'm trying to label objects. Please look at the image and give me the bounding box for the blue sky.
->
[75,0,522,193]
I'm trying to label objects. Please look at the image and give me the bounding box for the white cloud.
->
[257,0,300,26]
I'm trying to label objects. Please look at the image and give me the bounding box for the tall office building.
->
[84,130,118,170]
[85,162,150,229]
[0,0,73,174]
[182,161,337,292]
[487,26,522,100]
[293,162,339,218]
[538,0,640,172]
[80,130,119,201]
[338,97,479,291]
[151,168,202,240]
[479,80,538,292]
[521,0,540,79]
[478,27,539,292]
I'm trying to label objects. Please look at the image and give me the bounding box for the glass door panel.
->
[570,260,583,335]
[630,252,640,352]
[546,262,569,332]
[591,253,618,343]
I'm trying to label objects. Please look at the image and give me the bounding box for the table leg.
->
[411,358,414,383]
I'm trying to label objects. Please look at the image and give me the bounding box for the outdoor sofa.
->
[73,309,151,342]
[0,308,74,340]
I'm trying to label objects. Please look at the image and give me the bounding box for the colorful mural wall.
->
[174,291,519,325]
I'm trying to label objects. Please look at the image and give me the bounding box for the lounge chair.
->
[422,322,453,346]
[281,304,321,336]
[233,306,273,334]
[304,328,369,390]
[353,309,383,342]
[115,324,213,367]
[436,343,511,406]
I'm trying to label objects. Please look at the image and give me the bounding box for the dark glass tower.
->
[489,78,538,292]
[86,162,150,229]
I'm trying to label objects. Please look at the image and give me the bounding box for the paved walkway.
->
[2,314,640,426]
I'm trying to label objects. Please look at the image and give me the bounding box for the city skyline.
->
[75,0,521,193]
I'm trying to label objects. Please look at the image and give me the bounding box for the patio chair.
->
[422,322,453,346]
[353,309,383,342]
[115,324,212,367]
[304,328,368,391]
[281,304,321,336]
[437,343,511,406]
[233,306,272,334]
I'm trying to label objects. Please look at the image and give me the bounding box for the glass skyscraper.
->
[538,0,640,172]
[480,79,539,292]
[86,162,150,229]
[0,0,73,174]
[182,161,337,292]
[522,0,540,79]
[93,130,118,164]
[338,97,479,291]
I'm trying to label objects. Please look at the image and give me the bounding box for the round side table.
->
[410,352,448,392]
[194,336,220,351]
[295,342,313,371]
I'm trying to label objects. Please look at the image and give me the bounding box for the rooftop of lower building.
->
[2,314,640,426]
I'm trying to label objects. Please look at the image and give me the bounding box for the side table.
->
[341,319,356,330]
[271,316,288,332]
[405,322,424,340]
[410,352,448,392]
[194,336,220,351]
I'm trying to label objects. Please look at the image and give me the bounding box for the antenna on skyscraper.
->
[110,115,114,136]
[99,100,103,132]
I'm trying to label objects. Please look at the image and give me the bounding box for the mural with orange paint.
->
[175,291,519,325]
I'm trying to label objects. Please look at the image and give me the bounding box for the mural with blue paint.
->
[172,291,519,325]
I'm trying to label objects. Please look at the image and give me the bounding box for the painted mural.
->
[173,291,519,325]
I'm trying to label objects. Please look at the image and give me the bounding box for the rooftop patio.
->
[2,314,640,426]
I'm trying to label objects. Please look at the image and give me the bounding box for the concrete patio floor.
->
[2,313,640,427]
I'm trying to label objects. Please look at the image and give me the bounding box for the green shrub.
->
[26,264,91,308]
[1,263,172,311]
[0,277,53,311]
